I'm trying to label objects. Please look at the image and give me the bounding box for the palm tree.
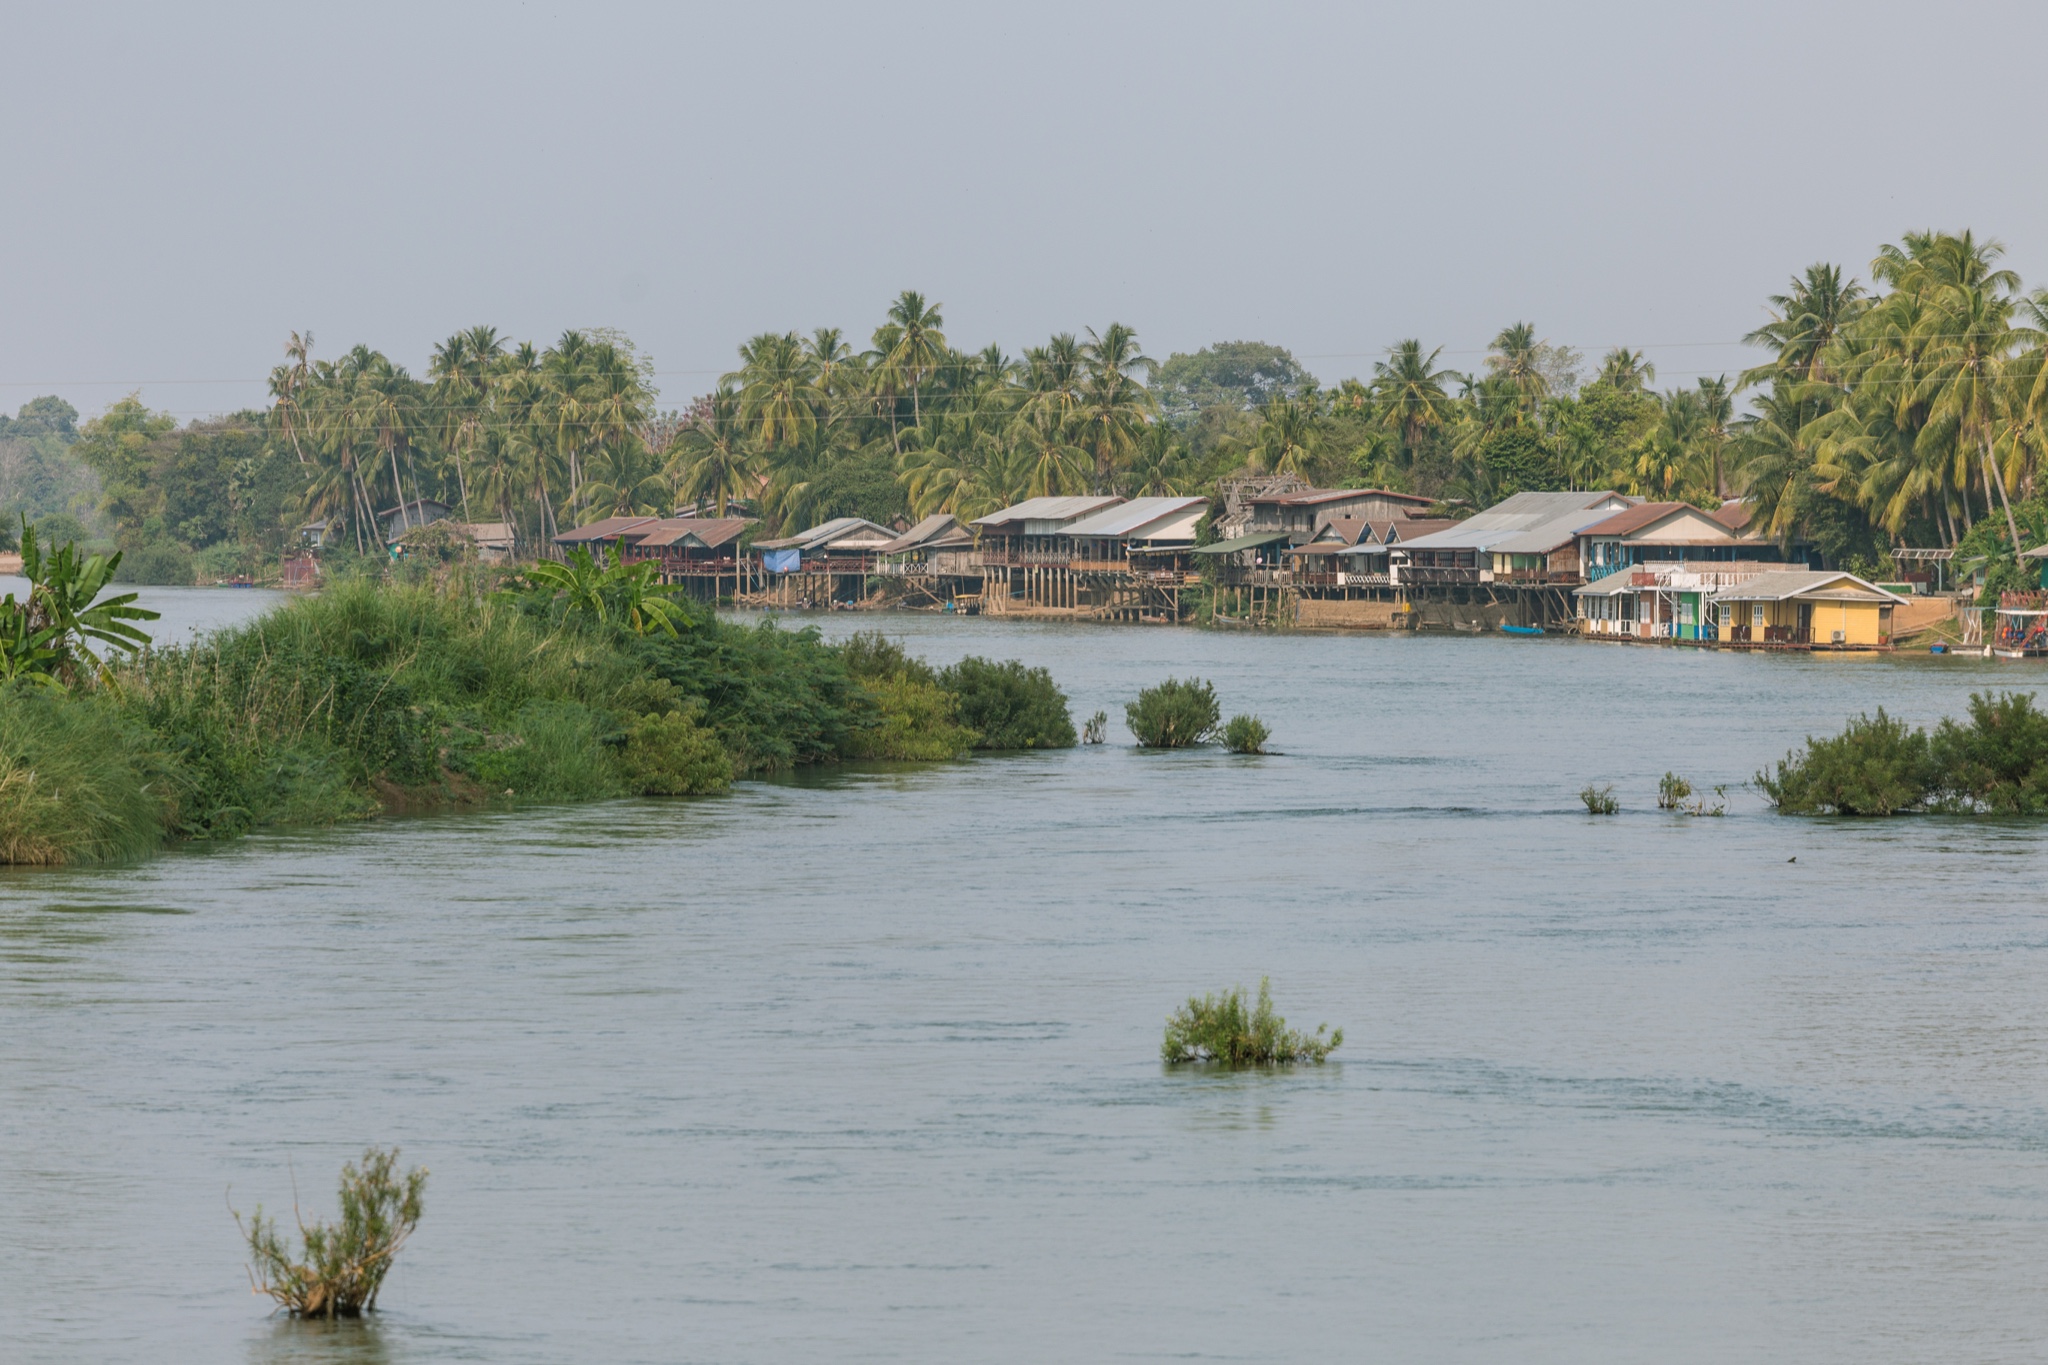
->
[1075,323,1156,488]
[884,291,947,430]
[1740,264,1869,388]
[1372,340,1457,459]
[1598,348,1656,393]
[728,331,819,451]
[269,330,316,465]
[1486,322,1550,412]
[1253,393,1319,474]
[670,385,758,518]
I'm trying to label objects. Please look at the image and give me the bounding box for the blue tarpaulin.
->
[762,548,801,574]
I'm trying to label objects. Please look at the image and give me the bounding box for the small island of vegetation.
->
[0,538,1077,867]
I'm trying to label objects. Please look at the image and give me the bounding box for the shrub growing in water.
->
[938,656,1076,749]
[1222,714,1270,754]
[1162,977,1342,1065]
[236,1147,426,1320]
[1927,691,2048,813]
[1126,677,1220,748]
[1081,710,1108,745]
[1657,771,1693,810]
[1755,708,1934,815]
[1579,783,1619,815]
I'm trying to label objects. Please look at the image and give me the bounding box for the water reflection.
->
[247,1317,393,1365]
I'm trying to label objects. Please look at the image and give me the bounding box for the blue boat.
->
[1499,624,1545,637]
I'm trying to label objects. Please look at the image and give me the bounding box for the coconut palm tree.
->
[1598,348,1656,393]
[1253,392,1319,475]
[670,385,758,518]
[884,291,947,430]
[1486,322,1550,413]
[728,331,819,451]
[1740,264,1869,388]
[1372,340,1457,460]
[1075,323,1156,488]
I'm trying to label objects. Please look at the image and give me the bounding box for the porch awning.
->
[1191,532,1292,555]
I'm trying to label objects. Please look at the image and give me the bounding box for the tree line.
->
[10,228,2044,582]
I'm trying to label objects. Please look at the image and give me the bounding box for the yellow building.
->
[1708,570,1906,648]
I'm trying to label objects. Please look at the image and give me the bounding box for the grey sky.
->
[5,0,2044,424]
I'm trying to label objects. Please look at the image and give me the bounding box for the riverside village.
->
[377,474,2022,653]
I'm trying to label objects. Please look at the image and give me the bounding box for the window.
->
[1752,604,1767,628]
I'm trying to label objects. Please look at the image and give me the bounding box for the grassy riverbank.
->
[0,580,1074,866]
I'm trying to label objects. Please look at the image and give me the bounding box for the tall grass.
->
[0,687,167,865]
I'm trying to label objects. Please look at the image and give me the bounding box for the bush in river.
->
[236,1147,426,1319]
[1579,783,1619,814]
[1759,691,2048,815]
[1162,977,1342,1066]
[1657,771,1693,809]
[1221,714,1270,754]
[938,656,1076,749]
[1126,676,1220,748]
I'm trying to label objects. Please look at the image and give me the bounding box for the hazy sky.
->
[5,0,2045,424]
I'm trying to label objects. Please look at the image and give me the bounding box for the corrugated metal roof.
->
[1394,491,1630,554]
[1193,531,1294,554]
[1707,570,1906,603]
[1250,486,1434,506]
[1061,496,1210,539]
[554,515,660,544]
[971,495,1122,527]
[876,514,971,555]
[635,517,753,549]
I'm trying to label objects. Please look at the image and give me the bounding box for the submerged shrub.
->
[939,656,1076,749]
[844,674,980,761]
[236,1147,426,1320]
[1579,783,1619,815]
[1755,708,1934,815]
[1126,677,1220,748]
[1222,714,1270,754]
[1927,691,2048,813]
[0,685,166,865]
[1081,710,1108,745]
[1162,977,1342,1066]
[1657,771,1693,810]
[838,630,937,686]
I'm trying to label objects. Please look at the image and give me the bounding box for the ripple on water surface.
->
[4,620,2048,1363]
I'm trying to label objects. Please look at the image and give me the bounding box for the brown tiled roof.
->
[635,517,753,549]
[1576,502,1700,538]
[1315,515,1376,546]
[554,516,660,544]
[1384,518,1462,543]
[1711,500,1758,533]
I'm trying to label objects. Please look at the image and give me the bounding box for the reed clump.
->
[235,1147,427,1319]
[1162,977,1342,1066]
[1579,783,1619,815]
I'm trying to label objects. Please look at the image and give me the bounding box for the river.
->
[5,598,2047,1362]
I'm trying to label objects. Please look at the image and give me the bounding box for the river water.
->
[5,599,2048,1363]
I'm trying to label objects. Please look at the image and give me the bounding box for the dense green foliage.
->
[0,397,100,542]
[237,1147,426,1319]
[938,656,1076,749]
[1162,977,1343,1066]
[22,227,2043,585]
[0,688,167,865]
[1757,692,2048,815]
[1126,677,1221,748]
[0,522,159,685]
[1221,714,1270,754]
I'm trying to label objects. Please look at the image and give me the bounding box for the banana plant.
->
[1,520,161,685]
[515,540,690,637]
